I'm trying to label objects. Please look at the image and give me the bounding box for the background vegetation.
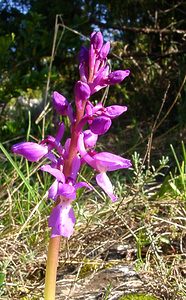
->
[0,1,185,299]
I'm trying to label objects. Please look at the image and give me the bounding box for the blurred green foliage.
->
[0,0,185,146]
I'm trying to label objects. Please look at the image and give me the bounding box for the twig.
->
[155,75,186,131]
[146,82,170,168]
[41,15,59,139]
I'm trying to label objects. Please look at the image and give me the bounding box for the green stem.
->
[44,236,61,300]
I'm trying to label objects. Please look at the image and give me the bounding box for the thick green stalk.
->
[44,236,61,300]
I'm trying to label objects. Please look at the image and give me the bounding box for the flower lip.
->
[49,203,76,238]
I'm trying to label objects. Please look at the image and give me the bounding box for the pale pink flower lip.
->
[48,202,76,238]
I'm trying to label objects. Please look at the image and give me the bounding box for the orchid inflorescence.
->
[12,32,132,238]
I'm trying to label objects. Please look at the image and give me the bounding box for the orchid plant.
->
[12,32,131,300]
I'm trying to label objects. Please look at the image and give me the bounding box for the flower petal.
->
[96,173,117,202]
[12,142,48,162]
[104,105,127,119]
[74,181,92,190]
[84,130,98,148]
[48,180,58,200]
[78,133,96,169]
[55,122,65,144]
[107,70,130,85]
[91,31,103,52]
[70,156,81,180]
[75,81,91,101]
[58,183,76,200]
[99,41,110,59]
[52,91,69,115]
[40,164,65,182]
[94,152,132,172]
[90,116,111,135]
[49,202,76,238]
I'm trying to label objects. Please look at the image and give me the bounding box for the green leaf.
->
[0,143,36,198]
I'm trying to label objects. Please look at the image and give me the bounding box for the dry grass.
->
[0,181,185,300]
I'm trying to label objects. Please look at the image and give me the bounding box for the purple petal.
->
[104,105,127,119]
[74,181,92,190]
[12,142,48,162]
[55,122,65,144]
[75,81,91,101]
[79,46,88,63]
[48,180,58,200]
[84,130,98,148]
[90,66,109,94]
[58,183,76,200]
[78,133,96,169]
[45,152,58,164]
[107,70,130,85]
[94,152,132,172]
[70,156,81,180]
[40,164,65,182]
[90,116,111,135]
[79,62,88,83]
[49,202,76,238]
[99,41,110,59]
[96,173,117,202]
[52,91,69,115]
[91,32,103,52]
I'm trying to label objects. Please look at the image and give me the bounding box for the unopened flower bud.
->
[75,81,90,101]
[12,142,48,162]
[91,32,103,52]
[52,91,69,115]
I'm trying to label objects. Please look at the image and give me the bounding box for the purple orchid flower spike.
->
[12,30,131,239]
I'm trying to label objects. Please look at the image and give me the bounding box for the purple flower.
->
[78,133,131,201]
[40,163,91,201]
[11,142,48,162]
[12,30,131,238]
[79,32,130,95]
[80,101,128,135]
[75,81,91,101]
